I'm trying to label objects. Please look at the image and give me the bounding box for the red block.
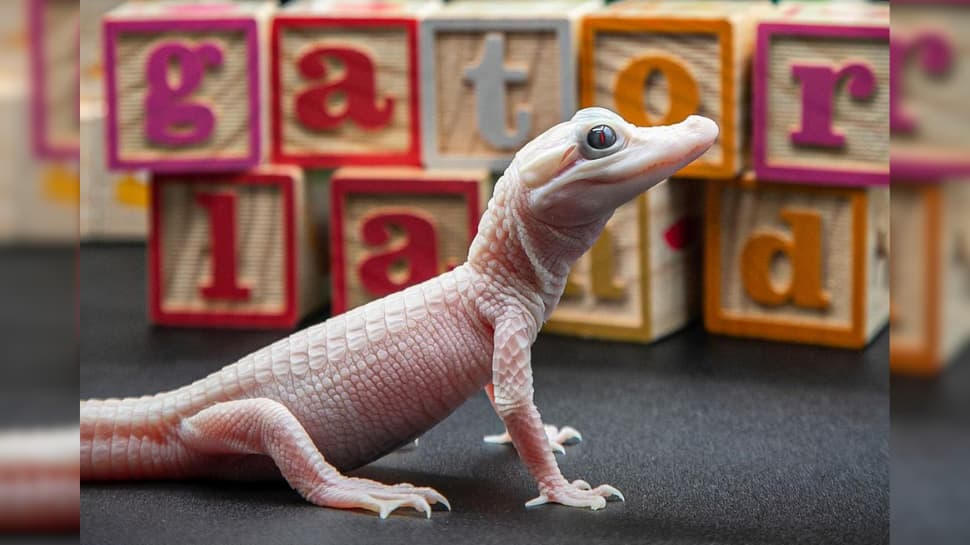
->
[270,3,422,167]
[329,167,488,314]
[149,167,326,328]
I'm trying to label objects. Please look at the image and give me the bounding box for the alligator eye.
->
[586,125,616,150]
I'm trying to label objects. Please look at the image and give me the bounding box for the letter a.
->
[295,46,394,131]
[358,212,439,297]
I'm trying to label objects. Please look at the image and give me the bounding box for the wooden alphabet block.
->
[149,167,326,328]
[29,0,80,160]
[271,2,424,167]
[891,1,970,178]
[705,179,889,348]
[890,181,970,375]
[753,3,889,186]
[18,159,80,243]
[543,178,702,343]
[80,103,148,240]
[581,1,760,180]
[0,81,31,241]
[330,167,488,314]
[80,1,124,104]
[420,1,592,170]
[103,1,270,172]
[0,1,29,81]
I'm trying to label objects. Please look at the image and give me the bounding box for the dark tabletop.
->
[78,243,891,545]
[890,365,970,545]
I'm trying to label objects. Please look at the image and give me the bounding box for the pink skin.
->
[0,428,79,531]
[80,108,717,517]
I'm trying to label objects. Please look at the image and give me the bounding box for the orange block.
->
[891,182,970,375]
[705,179,889,348]
[581,1,761,179]
[543,179,703,343]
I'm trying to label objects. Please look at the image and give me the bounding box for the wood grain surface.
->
[889,184,933,364]
[277,24,414,157]
[765,34,888,171]
[113,30,253,162]
[705,181,887,348]
[891,3,970,172]
[342,191,474,310]
[593,30,723,163]
[38,0,81,153]
[433,29,563,157]
[159,182,286,315]
[544,179,701,343]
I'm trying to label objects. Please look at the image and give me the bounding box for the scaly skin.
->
[80,108,717,518]
[0,427,79,531]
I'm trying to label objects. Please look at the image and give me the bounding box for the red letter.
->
[358,212,438,297]
[295,47,394,131]
[195,191,251,301]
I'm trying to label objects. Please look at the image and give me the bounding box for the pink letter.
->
[195,191,251,301]
[790,62,877,148]
[890,32,953,134]
[145,42,224,146]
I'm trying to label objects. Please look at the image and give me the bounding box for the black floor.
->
[79,244,890,545]
[891,364,970,545]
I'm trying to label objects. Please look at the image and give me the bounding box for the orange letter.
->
[741,208,830,309]
[563,226,625,301]
[614,55,700,127]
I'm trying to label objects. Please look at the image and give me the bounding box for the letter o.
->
[613,55,700,127]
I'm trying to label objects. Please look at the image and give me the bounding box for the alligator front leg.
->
[483,383,583,454]
[490,314,624,510]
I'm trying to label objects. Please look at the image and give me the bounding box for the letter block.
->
[80,102,148,240]
[753,4,889,185]
[80,1,124,104]
[544,178,702,343]
[0,82,31,240]
[330,167,488,314]
[420,1,590,170]
[890,181,970,375]
[103,2,268,172]
[705,179,889,348]
[271,2,423,167]
[29,0,80,160]
[891,1,970,178]
[149,167,326,328]
[0,1,29,81]
[581,1,760,180]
